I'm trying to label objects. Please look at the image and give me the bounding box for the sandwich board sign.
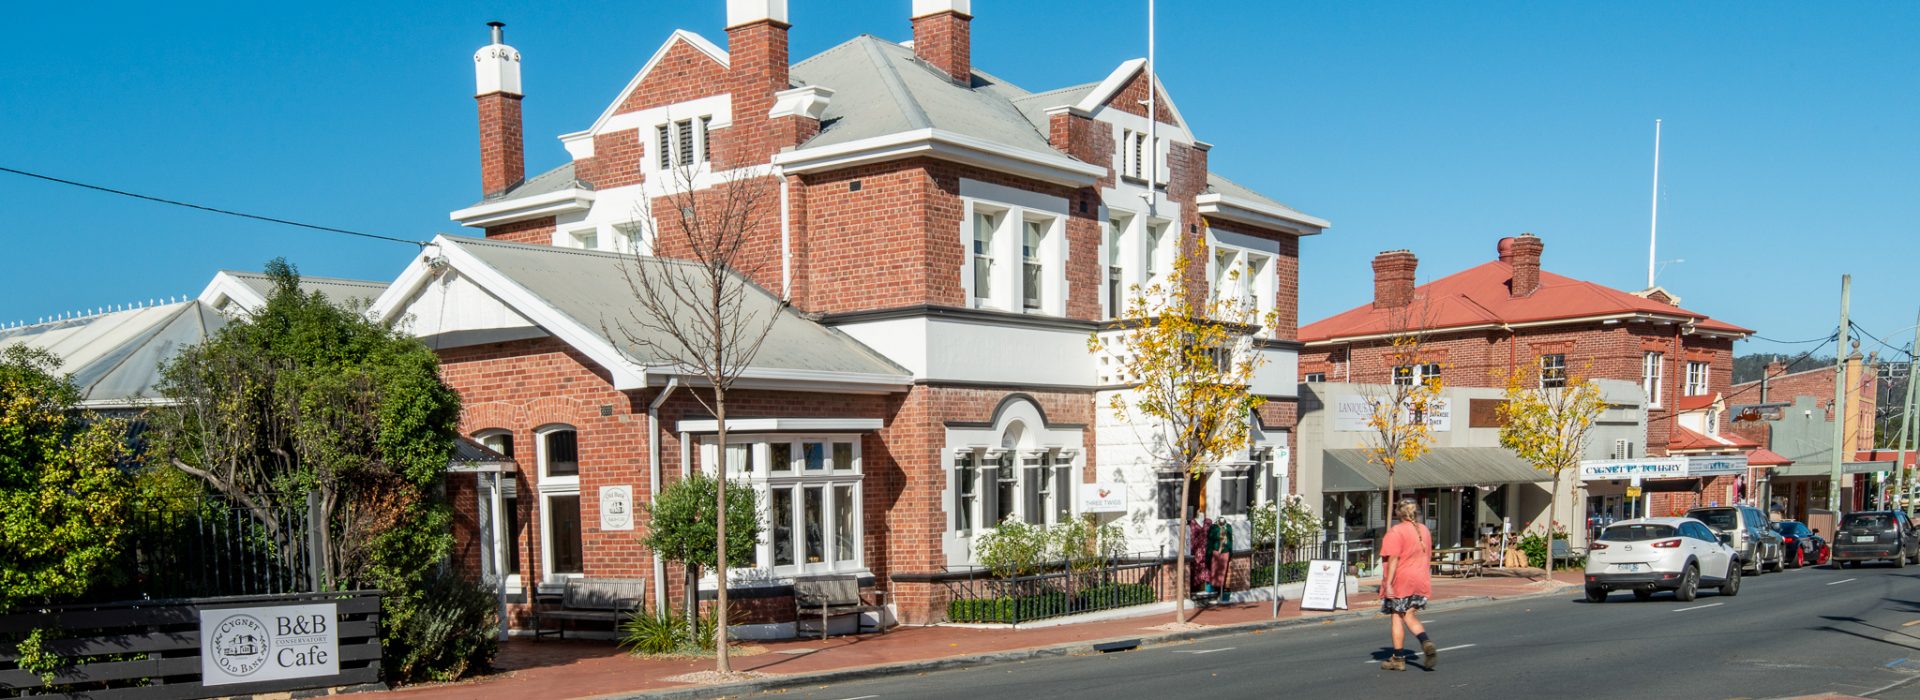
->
[200,602,339,686]
[1299,559,1349,611]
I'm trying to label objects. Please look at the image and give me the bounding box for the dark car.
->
[1771,520,1820,568]
[1832,510,1920,568]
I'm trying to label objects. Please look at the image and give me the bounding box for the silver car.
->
[1584,517,1741,603]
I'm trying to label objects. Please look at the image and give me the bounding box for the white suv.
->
[1583,517,1741,603]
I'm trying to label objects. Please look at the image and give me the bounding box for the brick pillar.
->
[912,0,972,85]
[1371,250,1418,309]
[1501,234,1543,297]
[474,22,524,197]
[724,1,790,168]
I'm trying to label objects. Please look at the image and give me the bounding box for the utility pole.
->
[1829,275,1851,513]
[1897,308,1920,517]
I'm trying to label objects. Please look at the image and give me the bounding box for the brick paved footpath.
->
[356,572,1587,700]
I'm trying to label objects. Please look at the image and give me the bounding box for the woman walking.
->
[1379,499,1437,671]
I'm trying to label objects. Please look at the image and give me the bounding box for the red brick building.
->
[375,0,1328,636]
[1298,235,1757,517]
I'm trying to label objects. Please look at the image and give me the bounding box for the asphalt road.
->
[765,562,1920,700]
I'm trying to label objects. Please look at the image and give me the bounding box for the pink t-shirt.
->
[1380,521,1433,599]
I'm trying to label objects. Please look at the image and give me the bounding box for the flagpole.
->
[1145,0,1157,217]
[1647,119,1661,289]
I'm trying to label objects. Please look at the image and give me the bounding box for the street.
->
[770,564,1920,700]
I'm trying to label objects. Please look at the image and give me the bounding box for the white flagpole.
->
[1647,119,1662,289]
[1145,0,1157,217]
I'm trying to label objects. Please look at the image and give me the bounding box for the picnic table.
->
[1430,546,1484,577]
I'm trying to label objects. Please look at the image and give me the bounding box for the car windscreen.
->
[1600,524,1679,541]
[1842,513,1896,531]
[1690,509,1738,531]
[1772,522,1807,536]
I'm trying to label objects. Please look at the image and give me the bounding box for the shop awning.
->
[448,436,517,474]
[1770,460,1894,478]
[1322,447,1545,493]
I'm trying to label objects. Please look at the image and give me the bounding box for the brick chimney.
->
[474,22,524,197]
[725,0,791,167]
[1499,234,1544,297]
[912,0,972,85]
[1372,250,1418,309]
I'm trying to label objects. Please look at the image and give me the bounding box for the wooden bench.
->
[793,575,889,641]
[1430,547,1482,578]
[534,578,646,639]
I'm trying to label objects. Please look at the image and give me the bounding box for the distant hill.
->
[1732,353,1835,384]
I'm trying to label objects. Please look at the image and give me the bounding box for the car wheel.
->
[1897,554,1908,569]
[1746,553,1762,575]
[1795,548,1806,568]
[1585,586,1607,603]
[1720,561,1741,596]
[1633,589,1655,601]
[1675,564,1700,602]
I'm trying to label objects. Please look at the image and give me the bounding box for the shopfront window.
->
[704,435,864,576]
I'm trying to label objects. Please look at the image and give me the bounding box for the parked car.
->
[1832,510,1920,568]
[1686,505,1784,574]
[1771,520,1820,568]
[1584,517,1741,603]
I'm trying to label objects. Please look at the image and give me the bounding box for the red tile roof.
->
[1669,424,1759,452]
[1300,260,1753,343]
[1675,393,1719,412]
[1746,448,1793,466]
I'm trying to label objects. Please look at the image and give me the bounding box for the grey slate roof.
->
[0,302,225,407]
[472,36,1313,231]
[465,161,591,209]
[791,36,1055,156]
[445,237,910,379]
[220,270,389,310]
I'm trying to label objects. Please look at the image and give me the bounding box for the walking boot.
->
[1422,640,1439,669]
[1380,654,1405,671]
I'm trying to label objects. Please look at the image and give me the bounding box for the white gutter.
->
[647,377,680,613]
[772,128,1106,187]
[448,188,595,228]
[1194,192,1330,233]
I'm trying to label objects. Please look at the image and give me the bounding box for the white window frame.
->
[1392,363,1442,386]
[1643,351,1665,407]
[1539,354,1568,389]
[473,430,522,591]
[535,424,584,584]
[1104,214,1131,319]
[1685,361,1710,396]
[959,181,1068,315]
[650,113,716,174]
[567,227,601,251]
[1020,215,1052,312]
[700,434,866,578]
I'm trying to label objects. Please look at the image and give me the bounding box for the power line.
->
[1752,331,1839,345]
[0,165,425,247]
[1850,321,1915,361]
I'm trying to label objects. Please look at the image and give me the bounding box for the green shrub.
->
[384,568,499,684]
[1518,530,1579,569]
[619,606,721,655]
[974,519,1050,577]
[947,583,1156,623]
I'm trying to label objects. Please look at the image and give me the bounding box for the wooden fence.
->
[0,591,381,699]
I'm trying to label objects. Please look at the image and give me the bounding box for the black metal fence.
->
[115,494,319,601]
[0,591,382,699]
[940,555,1172,625]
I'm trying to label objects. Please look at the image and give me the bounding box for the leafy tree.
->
[150,259,477,681]
[1360,323,1445,530]
[1091,245,1273,623]
[1497,367,1606,575]
[0,346,133,609]
[642,471,761,629]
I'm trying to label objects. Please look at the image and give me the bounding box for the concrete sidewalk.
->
[359,571,1583,700]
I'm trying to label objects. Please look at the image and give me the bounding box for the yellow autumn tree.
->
[1090,244,1275,624]
[1497,366,1606,575]
[1360,328,1446,527]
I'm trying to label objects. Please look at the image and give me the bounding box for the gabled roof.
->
[372,236,912,393]
[1669,424,1758,452]
[1300,260,1754,344]
[0,301,225,408]
[198,269,388,314]
[468,33,1319,229]
[1746,447,1793,466]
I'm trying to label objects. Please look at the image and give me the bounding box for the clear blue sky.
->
[4,1,1916,359]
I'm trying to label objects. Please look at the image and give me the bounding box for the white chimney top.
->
[474,21,522,97]
[912,0,971,18]
[726,0,789,28]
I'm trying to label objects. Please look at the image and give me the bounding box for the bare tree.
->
[608,162,783,674]
[1359,302,1444,538]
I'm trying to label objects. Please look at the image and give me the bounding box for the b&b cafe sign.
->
[200,602,339,686]
[1579,456,1749,481]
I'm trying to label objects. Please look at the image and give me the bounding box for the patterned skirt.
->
[1380,594,1429,615]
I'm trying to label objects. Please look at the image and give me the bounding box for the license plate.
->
[1855,535,1876,543]
[1611,563,1644,573]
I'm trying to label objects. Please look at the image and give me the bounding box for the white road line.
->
[1672,603,1724,612]
[1361,643,1475,663]
[836,695,880,700]
[1828,578,1859,586]
[1174,647,1236,655]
